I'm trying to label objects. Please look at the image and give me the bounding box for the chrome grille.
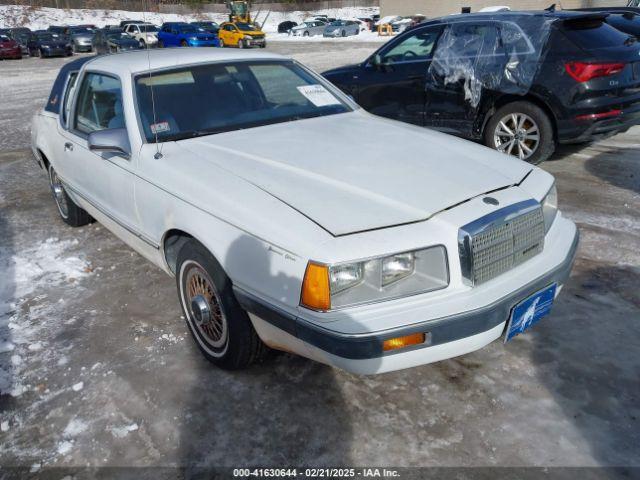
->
[459,200,545,286]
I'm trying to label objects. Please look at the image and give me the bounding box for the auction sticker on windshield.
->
[297,85,341,107]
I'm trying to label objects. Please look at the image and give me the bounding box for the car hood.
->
[180,112,532,236]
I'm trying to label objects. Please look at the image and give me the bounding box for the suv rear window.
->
[562,19,631,48]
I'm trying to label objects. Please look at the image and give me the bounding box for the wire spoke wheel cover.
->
[493,112,540,161]
[180,260,229,353]
[49,168,69,219]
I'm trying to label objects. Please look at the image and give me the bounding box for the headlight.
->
[301,246,449,311]
[542,184,558,233]
[189,37,198,41]
[244,35,252,40]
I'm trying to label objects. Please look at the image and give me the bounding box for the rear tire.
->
[484,101,555,165]
[176,239,266,370]
[341,30,346,37]
[48,165,92,227]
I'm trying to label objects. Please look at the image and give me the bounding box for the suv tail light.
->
[565,62,626,82]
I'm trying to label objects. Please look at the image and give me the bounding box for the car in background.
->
[157,22,219,48]
[0,34,22,59]
[323,20,361,37]
[47,25,68,36]
[191,21,220,34]
[12,32,31,56]
[27,31,72,58]
[8,27,31,38]
[32,49,578,374]
[67,26,96,52]
[358,17,375,30]
[218,22,265,48]
[290,21,327,37]
[124,22,159,48]
[277,20,297,33]
[93,28,141,54]
[119,19,145,28]
[323,11,640,164]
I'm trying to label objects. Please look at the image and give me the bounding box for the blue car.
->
[157,22,219,48]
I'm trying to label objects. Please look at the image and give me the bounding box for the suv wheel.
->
[484,101,554,164]
[176,239,266,369]
[48,165,92,227]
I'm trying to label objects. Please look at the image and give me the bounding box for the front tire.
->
[180,40,188,47]
[176,240,265,369]
[48,165,91,227]
[484,101,554,164]
[237,39,245,49]
[158,39,164,48]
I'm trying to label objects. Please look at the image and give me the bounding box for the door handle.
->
[64,142,74,152]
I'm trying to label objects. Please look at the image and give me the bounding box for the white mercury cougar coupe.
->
[31,49,579,374]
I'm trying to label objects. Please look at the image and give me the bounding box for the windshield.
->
[0,35,10,41]
[177,25,198,33]
[107,31,129,39]
[135,61,351,142]
[36,33,55,41]
[330,21,347,26]
[139,24,158,32]
[236,22,256,31]
[70,27,93,34]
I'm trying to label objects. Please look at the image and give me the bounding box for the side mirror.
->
[88,128,131,159]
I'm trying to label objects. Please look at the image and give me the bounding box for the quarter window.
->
[74,73,124,134]
[62,72,78,127]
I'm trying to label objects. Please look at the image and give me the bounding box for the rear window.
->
[562,20,631,49]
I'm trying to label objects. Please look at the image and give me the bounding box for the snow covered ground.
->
[0,4,384,40]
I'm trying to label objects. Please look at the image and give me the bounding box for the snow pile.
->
[0,4,382,40]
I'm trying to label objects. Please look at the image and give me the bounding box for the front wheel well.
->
[481,94,558,143]
[163,229,193,274]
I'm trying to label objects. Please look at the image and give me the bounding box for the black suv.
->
[323,11,640,163]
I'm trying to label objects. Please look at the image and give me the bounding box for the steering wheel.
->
[403,50,418,59]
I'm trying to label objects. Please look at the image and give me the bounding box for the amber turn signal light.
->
[301,262,331,311]
[383,333,426,352]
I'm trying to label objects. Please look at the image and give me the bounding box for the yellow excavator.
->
[227,1,252,23]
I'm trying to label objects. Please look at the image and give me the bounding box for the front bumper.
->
[0,47,22,59]
[244,37,266,47]
[41,47,71,57]
[189,39,219,47]
[236,218,579,374]
[74,43,93,52]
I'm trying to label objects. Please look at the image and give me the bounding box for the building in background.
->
[380,0,628,17]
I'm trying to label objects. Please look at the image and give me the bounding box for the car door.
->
[425,21,505,137]
[356,24,444,126]
[59,71,138,231]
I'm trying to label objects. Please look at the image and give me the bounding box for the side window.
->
[381,26,443,63]
[442,22,502,58]
[62,72,79,127]
[74,73,124,134]
[500,22,534,54]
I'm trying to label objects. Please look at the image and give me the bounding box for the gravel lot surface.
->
[0,43,639,474]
